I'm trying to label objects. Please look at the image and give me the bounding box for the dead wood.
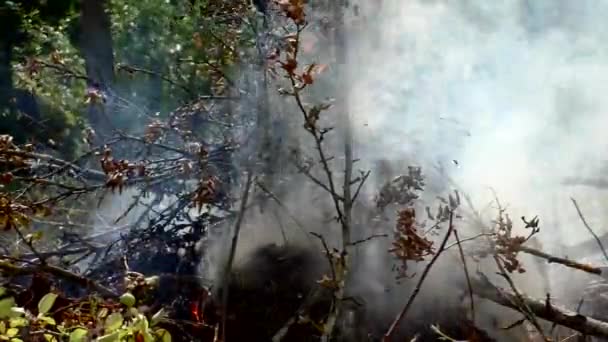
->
[471,274,608,338]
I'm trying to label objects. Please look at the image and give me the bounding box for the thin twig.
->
[571,197,608,263]
[351,170,371,203]
[383,211,455,341]
[13,225,45,265]
[310,232,337,283]
[453,229,475,323]
[254,180,312,242]
[221,171,254,341]
[348,234,388,247]
[493,255,549,341]
[444,233,495,250]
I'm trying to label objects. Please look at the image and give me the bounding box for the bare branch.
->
[472,274,608,338]
[518,245,602,276]
[221,171,254,340]
[0,260,118,297]
[348,234,388,247]
[571,197,608,263]
[453,229,475,323]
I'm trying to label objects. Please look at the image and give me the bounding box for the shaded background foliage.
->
[1,0,254,156]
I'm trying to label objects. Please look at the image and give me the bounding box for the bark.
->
[0,38,13,110]
[519,245,603,276]
[471,275,608,338]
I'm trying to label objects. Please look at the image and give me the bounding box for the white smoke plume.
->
[344,0,608,337]
[350,0,608,252]
[198,1,608,339]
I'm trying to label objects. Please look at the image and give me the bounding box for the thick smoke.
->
[350,0,608,252]
[198,0,608,339]
[345,0,608,336]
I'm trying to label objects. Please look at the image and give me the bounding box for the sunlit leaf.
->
[5,328,18,337]
[38,315,56,326]
[8,317,27,328]
[97,307,108,320]
[96,331,119,342]
[38,293,58,315]
[104,312,123,333]
[9,308,25,319]
[119,293,135,307]
[0,298,16,319]
[69,328,88,342]
[43,333,57,342]
[155,329,172,342]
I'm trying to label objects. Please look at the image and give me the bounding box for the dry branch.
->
[571,197,608,263]
[0,260,118,297]
[471,275,608,338]
[221,171,254,340]
[518,246,602,276]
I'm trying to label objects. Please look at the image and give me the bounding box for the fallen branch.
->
[471,274,608,338]
[518,246,602,276]
[493,255,548,340]
[0,260,118,297]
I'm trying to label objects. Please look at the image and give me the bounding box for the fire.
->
[190,299,201,322]
[190,289,210,323]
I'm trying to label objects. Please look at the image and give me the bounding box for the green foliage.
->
[10,4,85,155]
[109,0,255,115]
[6,0,257,151]
[37,293,58,315]
[0,288,171,342]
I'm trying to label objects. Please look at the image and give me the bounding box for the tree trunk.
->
[79,0,115,139]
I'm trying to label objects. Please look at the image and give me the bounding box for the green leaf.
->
[69,328,88,342]
[96,331,119,342]
[155,329,172,342]
[97,307,108,320]
[104,312,123,333]
[142,331,155,342]
[0,298,16,319]
[119,293,135,307]
[43,334,57,342]
[8,317,27,328]
[9,307,25,318]
[5,328,18,337]
[38,293,58,315]
[133,314,148,332]
[38,315,56,326]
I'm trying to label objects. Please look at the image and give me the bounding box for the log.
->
[471,275,608,338]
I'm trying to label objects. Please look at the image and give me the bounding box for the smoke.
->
[342,0,608,337]
[197,0,608,339]
[350,0,608,251]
